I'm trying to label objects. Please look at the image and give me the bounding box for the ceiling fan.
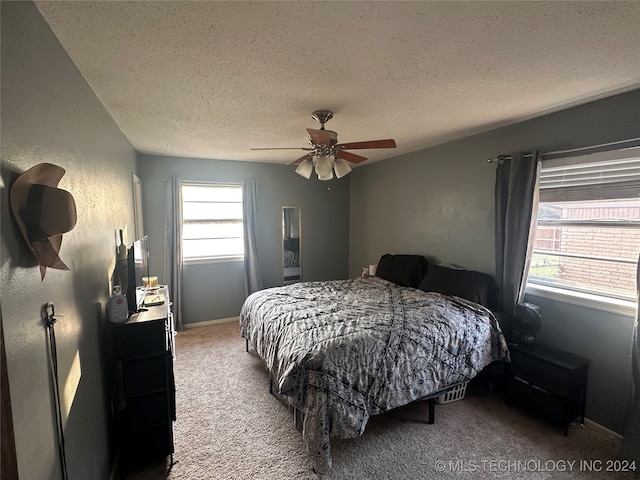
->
[251,110,397,180]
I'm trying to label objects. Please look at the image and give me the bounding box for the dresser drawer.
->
[510,351,571,395]
[113,319,166,360]
[506,376,565,427]
[119,391,169,428]
[120,422,173,467]
[121,355,168,398]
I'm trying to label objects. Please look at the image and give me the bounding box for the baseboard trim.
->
[183,317,238,329]
[584,418,623,440]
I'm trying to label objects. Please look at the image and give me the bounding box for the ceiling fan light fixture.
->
[314,155,332,177]
[317,169,334,181]
[333,158,352,178]
[295,159,313,179]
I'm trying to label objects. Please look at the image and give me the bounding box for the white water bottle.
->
[108,286,128,324]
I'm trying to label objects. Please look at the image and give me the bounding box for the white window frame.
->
[181,182,244,265]
[525,147,640,318]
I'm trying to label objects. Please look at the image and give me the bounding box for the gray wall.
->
[349,89,640,434]
[136,155,350,325]
[1,2,137,479]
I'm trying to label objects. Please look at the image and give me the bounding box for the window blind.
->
[540,147,640,202]
[181,183,244,259]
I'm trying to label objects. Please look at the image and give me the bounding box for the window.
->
[181,183,244,262]
[526,147,640,312]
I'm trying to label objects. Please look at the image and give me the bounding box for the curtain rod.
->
[486,137,640,163]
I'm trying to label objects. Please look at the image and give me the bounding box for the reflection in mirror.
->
[282,206,301,283]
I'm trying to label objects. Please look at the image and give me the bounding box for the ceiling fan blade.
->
[287,152,314,165]
[336,139,396,150]
[336,150,368,164]
[307,128,331,146]
[251,147,313,151]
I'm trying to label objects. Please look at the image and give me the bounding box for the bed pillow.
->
[418,264,498,309]
[375,254,428,288]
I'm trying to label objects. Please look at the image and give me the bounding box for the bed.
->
[239,254,509,474]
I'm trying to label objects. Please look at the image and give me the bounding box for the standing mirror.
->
[282,206,301,283]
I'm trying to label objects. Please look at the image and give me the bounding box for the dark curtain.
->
[164,177,184,331]
[619,251,639,466]
[242,180,263,295]
[494,151,541,341]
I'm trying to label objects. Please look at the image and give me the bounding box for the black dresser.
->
[506,343,589,436]
[111,286,176,469]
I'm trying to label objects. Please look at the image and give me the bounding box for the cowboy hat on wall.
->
[10,163,77,281]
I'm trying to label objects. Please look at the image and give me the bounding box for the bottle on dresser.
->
[108,286,128,323]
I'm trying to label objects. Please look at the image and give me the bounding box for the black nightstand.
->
[505,343,589,436]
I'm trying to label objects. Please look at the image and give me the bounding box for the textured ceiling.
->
[36,1,640,165]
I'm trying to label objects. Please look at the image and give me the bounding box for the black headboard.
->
[417,264,498,310]
[375,254,428,289]
[375,253,498,310]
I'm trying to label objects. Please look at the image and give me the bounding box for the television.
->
[126,235,150,313]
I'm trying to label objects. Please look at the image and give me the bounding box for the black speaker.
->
[514,302,542,344]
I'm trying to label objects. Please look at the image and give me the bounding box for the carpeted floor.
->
[125,321,634,479]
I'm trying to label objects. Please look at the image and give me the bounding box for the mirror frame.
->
[282,206,301,284]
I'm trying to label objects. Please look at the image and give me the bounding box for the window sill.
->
[184,255,244,266]
[525,283,637,318]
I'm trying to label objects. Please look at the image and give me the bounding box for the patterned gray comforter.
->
[239,276,509,473]
[283,249,299,268]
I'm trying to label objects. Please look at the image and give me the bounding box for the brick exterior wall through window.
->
[531,204,640,299]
